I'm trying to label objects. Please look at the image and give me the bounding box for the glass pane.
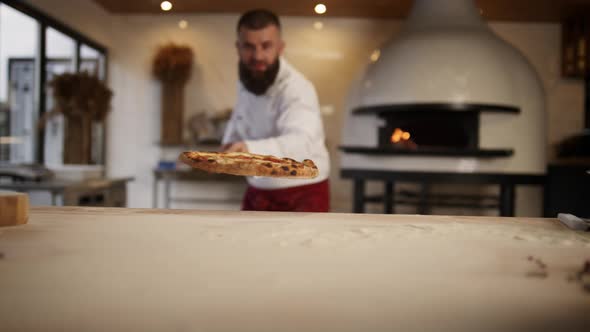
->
[44,27,76,166]
[80,44,106,80]
[46,27,76,72]
[80,44,107,164]
[0,4,40,163]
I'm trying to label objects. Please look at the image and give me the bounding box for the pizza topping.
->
[230,154,254,161]
[264,162,272,168]
[290,170,297,176]
[281,166,289,171]
[265,157,285,163]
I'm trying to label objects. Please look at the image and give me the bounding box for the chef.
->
[222,9,330,212]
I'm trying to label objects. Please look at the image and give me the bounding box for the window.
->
[80,44,106,80]
[0,0,108,165]
[0,4,40,163]
[44,27,77,166]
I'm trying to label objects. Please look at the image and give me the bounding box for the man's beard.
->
[239,59,280,96]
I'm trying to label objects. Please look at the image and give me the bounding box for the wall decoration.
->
[153,43,194,145]
[562,15,590,78]
[43,72,112,164]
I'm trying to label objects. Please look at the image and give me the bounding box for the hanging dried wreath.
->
[153,43,195,145]
[47,71,113,122]
[153,43,194,84]
[39,72,113,164]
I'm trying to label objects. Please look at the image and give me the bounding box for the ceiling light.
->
[314,4,327,15]
[370,49,381,62]
[161,1,172,11]
[313,21,323,30]
[179,20,188,29]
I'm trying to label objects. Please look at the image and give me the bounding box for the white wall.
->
[20,1,587,215]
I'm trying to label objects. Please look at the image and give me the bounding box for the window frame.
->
[0,0,108,164]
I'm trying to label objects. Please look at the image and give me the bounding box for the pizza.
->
[179,151,319,178]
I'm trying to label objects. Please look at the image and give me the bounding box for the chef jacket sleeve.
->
[244,81,324,160]
[221,109,241,145]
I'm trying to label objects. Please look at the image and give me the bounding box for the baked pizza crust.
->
[179,151,319,178]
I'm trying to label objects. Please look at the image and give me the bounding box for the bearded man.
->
[221,9,330,212]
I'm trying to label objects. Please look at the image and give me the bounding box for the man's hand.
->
[221,141,248,153]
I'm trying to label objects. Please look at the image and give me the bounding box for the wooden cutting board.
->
[0,191,28,227]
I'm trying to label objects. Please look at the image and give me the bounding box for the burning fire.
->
[390,128,418,150]
[391,128,411,143]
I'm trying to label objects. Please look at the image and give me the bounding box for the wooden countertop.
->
[1,207,589,332]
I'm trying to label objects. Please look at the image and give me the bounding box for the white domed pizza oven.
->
[340,0,546,216]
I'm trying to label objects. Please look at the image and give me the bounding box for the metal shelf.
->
[352,102,520,115]
[339,146,514,158]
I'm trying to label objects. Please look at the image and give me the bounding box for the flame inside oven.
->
[390,128,410,143]
[390,128,417,149]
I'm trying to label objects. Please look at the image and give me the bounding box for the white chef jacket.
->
[222,58,330,190]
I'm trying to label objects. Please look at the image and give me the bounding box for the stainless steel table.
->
[0,177,133,206]
[152,168,244,208]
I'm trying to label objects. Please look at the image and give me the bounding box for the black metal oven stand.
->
[343,169,545,217]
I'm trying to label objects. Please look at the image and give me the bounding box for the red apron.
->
[241,180,330,212]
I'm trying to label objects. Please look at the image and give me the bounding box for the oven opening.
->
[378,111,479,151]
[339,103,516,157]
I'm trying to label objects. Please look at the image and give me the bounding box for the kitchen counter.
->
[0,177,133,206]
[0,207,589,331]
